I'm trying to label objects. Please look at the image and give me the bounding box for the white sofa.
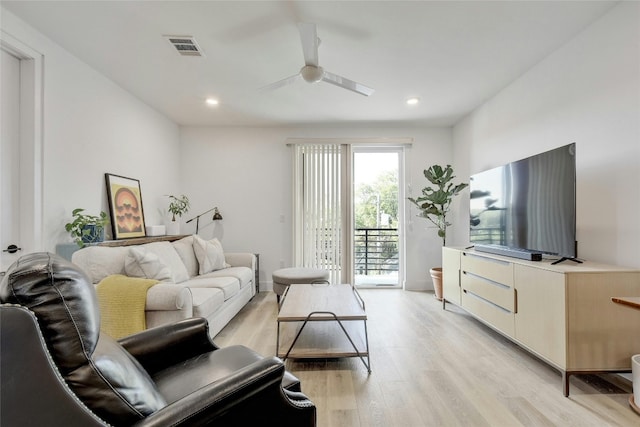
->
[71,235,256,338]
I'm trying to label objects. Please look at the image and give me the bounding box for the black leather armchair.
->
[0,252,316,426]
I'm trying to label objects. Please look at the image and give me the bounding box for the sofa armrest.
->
[134,357,316,427]
[145,283,191,311]
[118,317,218,374]
[224,252,256,270]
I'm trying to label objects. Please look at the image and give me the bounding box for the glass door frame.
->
[350,145,406,289]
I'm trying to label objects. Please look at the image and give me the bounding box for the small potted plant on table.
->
[408,164,467,300]
[65,208,110,248]
[166,194,190,235]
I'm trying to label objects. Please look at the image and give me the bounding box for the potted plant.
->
[166,194,190,235]
[408,164,468,300]
[65,208,110,248]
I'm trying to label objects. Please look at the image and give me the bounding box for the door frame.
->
[1,31,44,267]
[289,138,410,288]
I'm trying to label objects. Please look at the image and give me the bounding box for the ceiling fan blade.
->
[298,22,319,67]
[322,70,375,96]
[259,73,301,92]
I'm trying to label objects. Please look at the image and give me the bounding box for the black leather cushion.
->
[0,253,166,425]
[153,344,301,403]
[153,344,271,403]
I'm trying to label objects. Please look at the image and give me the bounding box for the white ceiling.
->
[2,0,617,127]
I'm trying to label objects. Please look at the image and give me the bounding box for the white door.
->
[1,48,23,271]
[0,34,42,273]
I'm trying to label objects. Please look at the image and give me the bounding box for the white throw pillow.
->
[71,246,129,284]
[192,235,226,275]
[124,247,172,282]
[171,235,198,278]
[141,241,189,283]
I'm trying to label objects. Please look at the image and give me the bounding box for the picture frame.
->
[105,173,146,240]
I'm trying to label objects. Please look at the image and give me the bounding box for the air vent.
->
[164,35,203,57]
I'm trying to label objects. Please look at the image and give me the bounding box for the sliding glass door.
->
[352,148,404,288]
[292,143,405,288]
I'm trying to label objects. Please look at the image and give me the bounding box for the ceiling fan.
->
[263,22,374,97]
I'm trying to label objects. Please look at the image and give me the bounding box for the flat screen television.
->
[469,143,576,262]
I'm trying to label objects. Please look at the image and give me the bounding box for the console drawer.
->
[462,288,515,336]
[461,270,515,311]
[461,252,513,286]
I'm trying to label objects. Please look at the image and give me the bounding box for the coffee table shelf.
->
[276,283,371,372]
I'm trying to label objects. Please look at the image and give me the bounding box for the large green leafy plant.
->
[408,164,468,246]
[65,208,109,247]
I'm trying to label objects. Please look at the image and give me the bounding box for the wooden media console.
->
[442,247,640,396]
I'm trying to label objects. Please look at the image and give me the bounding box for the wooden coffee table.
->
[276,283,371,372]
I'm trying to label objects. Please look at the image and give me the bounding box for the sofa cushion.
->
[189,287,225,318]
[125,247,172,282]
[153,345,276,404]
[200,267,253,289]
[192,236,226,275]
[184,277,240,301]
[171,235,199,278]
[142,242,189,283]
[71,246,129,284]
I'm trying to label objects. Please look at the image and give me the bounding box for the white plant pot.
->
[166,222,180,236]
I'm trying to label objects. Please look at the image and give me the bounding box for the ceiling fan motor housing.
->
[301,65,324,83]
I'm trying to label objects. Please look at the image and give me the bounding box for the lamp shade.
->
[212,208,223,220]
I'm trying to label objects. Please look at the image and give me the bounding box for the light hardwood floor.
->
[214,289,638,426]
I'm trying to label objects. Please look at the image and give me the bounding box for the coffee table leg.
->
[331,315,370,373]
[276,320,281,358]
[363,319,371,373]
[281,311,371,373]
[282,315,316,361]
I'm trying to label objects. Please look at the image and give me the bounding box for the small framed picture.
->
[105,173,146,240]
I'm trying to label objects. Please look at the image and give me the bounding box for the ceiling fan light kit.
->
[263,22,374,97]
[300,65,324,83]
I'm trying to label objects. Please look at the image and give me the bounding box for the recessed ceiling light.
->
[205,98,219,106]
[406,97,420,105]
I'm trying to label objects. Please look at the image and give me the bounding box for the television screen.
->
[469,143,576,259]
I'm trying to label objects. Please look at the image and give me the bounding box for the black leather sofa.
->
[0,252,316,426]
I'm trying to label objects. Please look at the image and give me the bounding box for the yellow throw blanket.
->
[96,274,159,339]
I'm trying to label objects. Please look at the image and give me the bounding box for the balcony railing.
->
[470,227,505,245]
[354,228,398,276]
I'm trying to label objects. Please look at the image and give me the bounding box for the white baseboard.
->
[259,281,273,293]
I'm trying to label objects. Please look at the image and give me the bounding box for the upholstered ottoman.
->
[272,267,329,302]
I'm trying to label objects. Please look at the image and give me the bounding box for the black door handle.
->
[3,244,22,254]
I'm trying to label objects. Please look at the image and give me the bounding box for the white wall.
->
[451,2,640,268]
[180,125,453,290]
[1,9,181,251]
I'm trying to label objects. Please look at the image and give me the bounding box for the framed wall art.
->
[105,173,146,239]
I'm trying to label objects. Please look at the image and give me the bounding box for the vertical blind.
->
[293,144,345,284]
